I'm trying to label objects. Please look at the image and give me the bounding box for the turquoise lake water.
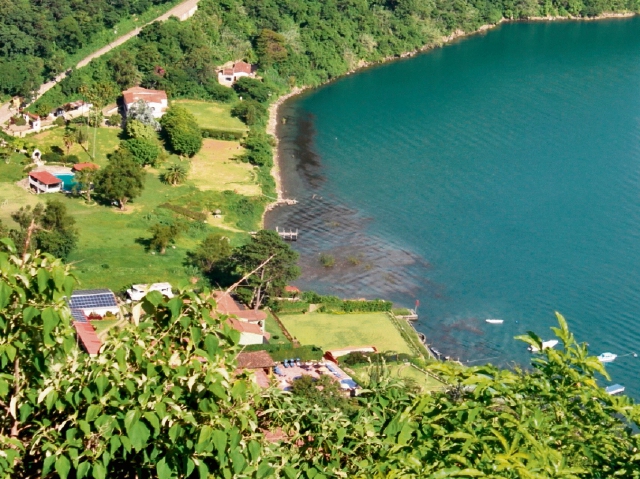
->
[266,18,640,396]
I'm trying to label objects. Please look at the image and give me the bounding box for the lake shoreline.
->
[262,11,637,225]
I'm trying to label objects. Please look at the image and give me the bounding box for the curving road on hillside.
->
[0,0,199,126]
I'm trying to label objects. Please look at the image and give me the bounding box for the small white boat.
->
[485,319,504,324]
[605,384,625,395]
[598,352,617,363]
[528,339,559,353]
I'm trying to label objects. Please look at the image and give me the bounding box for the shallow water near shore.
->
[266,18,640,396]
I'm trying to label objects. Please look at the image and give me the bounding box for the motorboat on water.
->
[528,339,559,353]
[605,384,625,395]
[485,319,504,324]
[597,352,617,363]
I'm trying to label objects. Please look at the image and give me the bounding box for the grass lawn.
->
[174,100,248,133]
[350,362,447,393]
[279,312,414,355]
[28,126,122,166]
[265,311,291,346]
[189,139,261,197]
[1,119,264,292]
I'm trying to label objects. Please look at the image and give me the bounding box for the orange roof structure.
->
[233,61,253,74]
[213,291,267,321]
[226,318,264,336]
[29,171,62,186]
[73,162,99,171]
[285,285,301,293]
[73,322,102,355]
[236,351,275,369]
[122,86,167,105]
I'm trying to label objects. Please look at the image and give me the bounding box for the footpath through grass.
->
[279,312,414,355]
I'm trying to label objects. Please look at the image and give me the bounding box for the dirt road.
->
[0,0,199,126]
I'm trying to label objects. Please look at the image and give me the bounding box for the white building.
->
[127,283,174,302]
[226,318,270,345]
[122,87,168,119]
[28,171,62,194]
[217,61,255,87]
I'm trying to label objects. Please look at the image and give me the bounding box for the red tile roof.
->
[226,318,264,336]
[29,171,62,186]
[214,291,267,321]
[285,285,301,293]
[73,322,102,355]
[233,61,253,74]
[236,351,275,369]
[122,86,167,106]
[73,162,100,171]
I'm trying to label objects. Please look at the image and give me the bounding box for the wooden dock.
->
[276,226,298,241]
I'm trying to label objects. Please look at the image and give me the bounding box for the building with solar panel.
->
[68,289,121,321]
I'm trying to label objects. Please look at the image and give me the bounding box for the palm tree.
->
[62,130,75,156]
[162,164,188,186]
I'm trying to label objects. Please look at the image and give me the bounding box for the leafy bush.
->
[232,77,272,103]
[231,100,268,126]
[270,301,310,314]
[160,105,202,157]
[14,116,26,126]
[121,138,160,166]
[243,342,323,362]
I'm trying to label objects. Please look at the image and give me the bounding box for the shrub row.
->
[201,128,245,141]
[340,351,414,366]
[243,343,324,362]
[269,301,311,314]
[159,203,207,222]
[271,293,392,314]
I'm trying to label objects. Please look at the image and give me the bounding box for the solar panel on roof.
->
[70,308,88,322]
[69,293,117,309]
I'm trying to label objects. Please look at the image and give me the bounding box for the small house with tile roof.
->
[122,87,168,118]
[217,61,256,87]
[28,171,62,194]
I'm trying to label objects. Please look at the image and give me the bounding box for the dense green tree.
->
[190,233,232,274]
[160,105,203,157]
[108,50,142,89]
[233,230,300,309]
[233,77,272,103]
[9,200,78,259]
[239,129,273,166]
[125,119,158,141]
[256,29,289,66]
[148,222,180,254]
[121,138,160,166]
[73,166,98,203]
[93,149,146,210]
[231,100,268,126]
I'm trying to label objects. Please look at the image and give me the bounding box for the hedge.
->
[201,128,245,141]
[159,203,207,222]
[243,343,324,362]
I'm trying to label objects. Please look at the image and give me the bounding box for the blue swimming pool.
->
[55,173,77,191]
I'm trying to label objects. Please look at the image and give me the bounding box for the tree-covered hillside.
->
[0,0,178,97]
[20,0,640,108]
[1,240,640,478]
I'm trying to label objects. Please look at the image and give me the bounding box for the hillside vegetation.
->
[1,243,640,477]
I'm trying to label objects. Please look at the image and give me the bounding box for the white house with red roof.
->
[28,171,62,194]
[226,318,270,345]
[122,87,168,118]
[217,61,256,87]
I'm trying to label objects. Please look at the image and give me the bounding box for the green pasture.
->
[278,312,414,355]
[350,362,447,393]
[28,126,121,166]
[174,100,248,132]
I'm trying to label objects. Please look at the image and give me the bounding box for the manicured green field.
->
[173,100,248,132]
[279,312,414,355]
[189,139,261,197]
